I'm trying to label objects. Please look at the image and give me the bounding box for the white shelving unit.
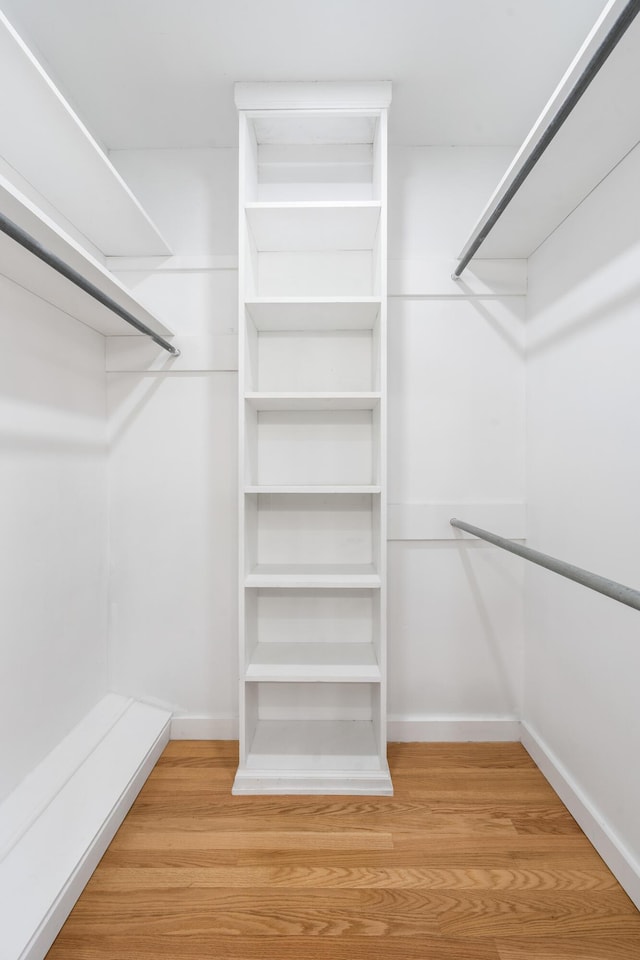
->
[233,82,392,795]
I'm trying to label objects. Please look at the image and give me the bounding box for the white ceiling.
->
[1,0,607,150]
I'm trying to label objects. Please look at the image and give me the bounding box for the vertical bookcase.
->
[233,82,392,795]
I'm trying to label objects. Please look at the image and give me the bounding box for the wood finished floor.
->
[47,741,640,959]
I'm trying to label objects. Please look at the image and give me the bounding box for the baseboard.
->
[0,695,171,960]
[387,715,521,742]
[521,722,640,911]
[171,715,238,739]
[170,715,520,743]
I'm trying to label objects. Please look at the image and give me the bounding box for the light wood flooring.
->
[47,741,640,959]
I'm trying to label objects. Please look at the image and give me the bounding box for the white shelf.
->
[0,11,170,257]
[245,202,381,252]
[459,0,640,259]
[246,298,381,330]
[245,643,381,682]
[245,564,381,589]
[245,393,381,411]
[0,175,175,339]
[246,485,381,494]
[245,719,383,771]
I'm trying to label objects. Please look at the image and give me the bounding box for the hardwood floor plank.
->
[436,890,640,938]
[108,829,394,852]
[48,934,501,960]
[387,742,532,769]
[86,863,620,893]
[496,936,640,959]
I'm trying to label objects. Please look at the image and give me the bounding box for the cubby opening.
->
[243,206,382,298]
[244,588,381,680]
[243,682,384,771]
[244,112,381,202]
[245,300,381,394]
[244,492,381,575]
[244,405,380,488]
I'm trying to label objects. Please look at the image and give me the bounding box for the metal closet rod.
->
[452,0,640,279]
[0,210,180,357]
[450,518,640,612]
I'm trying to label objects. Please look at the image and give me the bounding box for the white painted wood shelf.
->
[0,10,170,256]
[245,485,382,494]
[245,393,381,411]
[0,173,175,341]
[235,84,391,795]
[245,642,381,682]
[458,0,640,260]
[245,564,381,589]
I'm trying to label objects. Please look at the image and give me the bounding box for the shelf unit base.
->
[233,718,392,795]
[232,769,393,795]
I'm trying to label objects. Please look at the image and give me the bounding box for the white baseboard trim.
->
[0,695,171,960]
[388,716,521,742]
[521,722,640,911]
[171,716,239,739]
[170,715,520,743]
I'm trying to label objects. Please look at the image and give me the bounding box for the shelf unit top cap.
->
[234,81,392,112]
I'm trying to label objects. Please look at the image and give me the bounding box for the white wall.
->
[107,149,238,724]
[0,278,108,800]
[525,142,640,873]
[387,147,525,731]
[108,145,526,736]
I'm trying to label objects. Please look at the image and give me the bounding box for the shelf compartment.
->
[243,587,381,679]
[245,202,380,252]
[245,112,381,203]
[258,144,374,202]
[241,682,386,773]
[246,298,381,331]
[244,492,381,572]
[249,113,378,147]
[246,718,381,770]
[245,303,380,392]
[244,407,379,486]
[250,251,378,298]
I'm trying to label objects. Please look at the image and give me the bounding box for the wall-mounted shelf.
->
[458,0,640,260]
[0,10,170,256]
[0,174,174,340]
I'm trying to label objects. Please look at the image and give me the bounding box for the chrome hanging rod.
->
[0,210,180,357]
[452,0,640,280]
[450,518,640,612]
